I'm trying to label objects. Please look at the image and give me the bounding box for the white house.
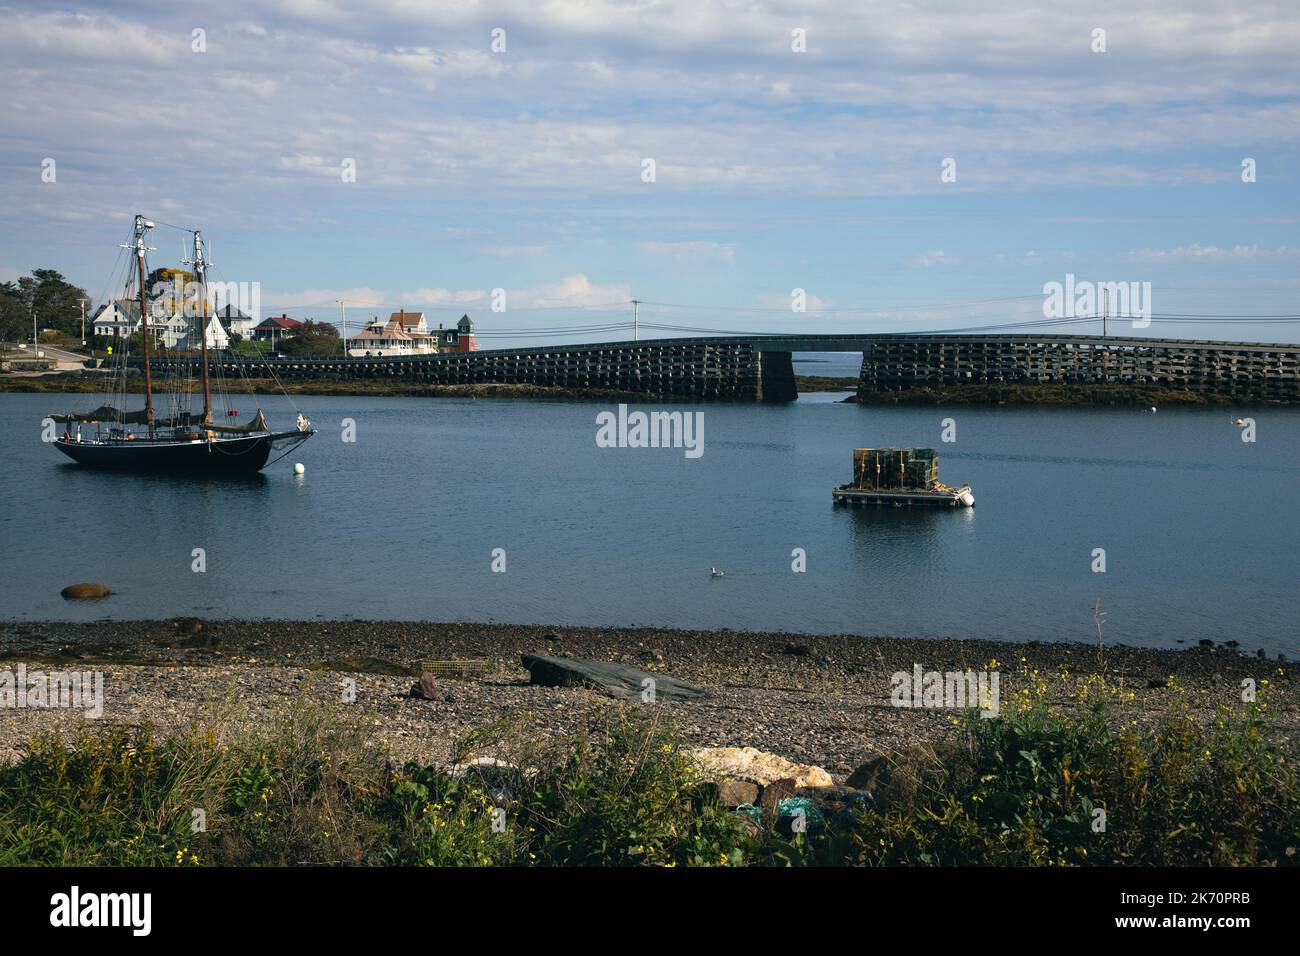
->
[152,312,190,349]
[91,300,190,347]
[91,300,138,338]
[213,302,254,339]
[346,311,438,357]
[197,315,230,350]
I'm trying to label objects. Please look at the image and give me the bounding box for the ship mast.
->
[126,215,157,435]
[185,230,213,425]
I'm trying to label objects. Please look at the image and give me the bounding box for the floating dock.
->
[834,446,974,507]
[833,484,974,508]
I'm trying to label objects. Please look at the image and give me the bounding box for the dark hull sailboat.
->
[53,431,305,475]
[51,216,313,476]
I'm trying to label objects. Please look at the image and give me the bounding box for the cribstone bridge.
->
[151,333,1300,403]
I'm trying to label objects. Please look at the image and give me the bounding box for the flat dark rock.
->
[521,652,705,701]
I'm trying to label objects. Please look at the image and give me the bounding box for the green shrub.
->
[0,675,1294,867]
[835,673,1300,866]
[522,710,753,867]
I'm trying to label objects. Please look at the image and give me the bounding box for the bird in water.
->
[710,567,725,578]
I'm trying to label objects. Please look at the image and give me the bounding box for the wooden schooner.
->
[51,215,314,475]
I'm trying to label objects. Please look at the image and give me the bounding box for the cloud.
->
[400,287,486,305]
[759,291,829,312]
[3,0,1300,345]
[263,287,388,310]
[485,245,547,258]
[640,241,735,263]
[1127,244,1300,261]
[514,275,629,309]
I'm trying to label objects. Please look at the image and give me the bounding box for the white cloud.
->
[911,250,954,267]
[640,241,735,263]
[264,287,388,309]
[515,275,630,309]
[401,287,486,305]
[1127,244,1300,261]
[485,245,547,258]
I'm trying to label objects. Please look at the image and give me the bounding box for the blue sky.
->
[1,0,1298,345]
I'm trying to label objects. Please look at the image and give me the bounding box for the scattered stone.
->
[846,742,965,809]
[409,672,438,700]
[783,644,812,657]
[691,746,834,789]
[1198,639,1214,648]
[60,583,111,600]
[520,652,705,701]
[1257,649,1267,659]
[845,756,887,791]
[172,617,204,634]
[716,779,760,807]
[759,777,798,818]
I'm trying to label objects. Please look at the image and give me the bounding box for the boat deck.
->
[832,484,974,508]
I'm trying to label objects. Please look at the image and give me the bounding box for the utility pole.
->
[1102,287,1108,338]
[79,298,87,346]
[337,299,346,356]
[632,298,639,342]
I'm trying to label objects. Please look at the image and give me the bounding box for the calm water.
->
[2,391,1297,655]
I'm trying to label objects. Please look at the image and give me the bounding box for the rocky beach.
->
[2,619,1293,772]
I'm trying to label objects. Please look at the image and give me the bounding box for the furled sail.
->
[202,408,269,434]
[52,405,149,424]
[52,407,202,427]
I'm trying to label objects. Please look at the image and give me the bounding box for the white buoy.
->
[293,462,305,475]
[1150,407,1157,413]
[960,491,975,507]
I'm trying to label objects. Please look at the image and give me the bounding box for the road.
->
[1,342,94,368]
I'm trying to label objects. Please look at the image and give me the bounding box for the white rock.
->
[688,746,834,789]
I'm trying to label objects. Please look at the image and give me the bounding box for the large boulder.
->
[689,746,834,789]
[845,741,970,810]
[520,653,705,701]
[716,779,760,807]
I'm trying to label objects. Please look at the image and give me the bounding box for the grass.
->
[0,671,1295,866]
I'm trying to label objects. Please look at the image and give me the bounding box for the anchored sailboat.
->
[51,215,314,475]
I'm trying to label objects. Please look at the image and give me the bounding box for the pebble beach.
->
[2,619,1293,772]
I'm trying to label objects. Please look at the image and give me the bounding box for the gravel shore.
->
[1,619,1294,771]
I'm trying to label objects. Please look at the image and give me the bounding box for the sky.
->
[1,0,1298,346]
